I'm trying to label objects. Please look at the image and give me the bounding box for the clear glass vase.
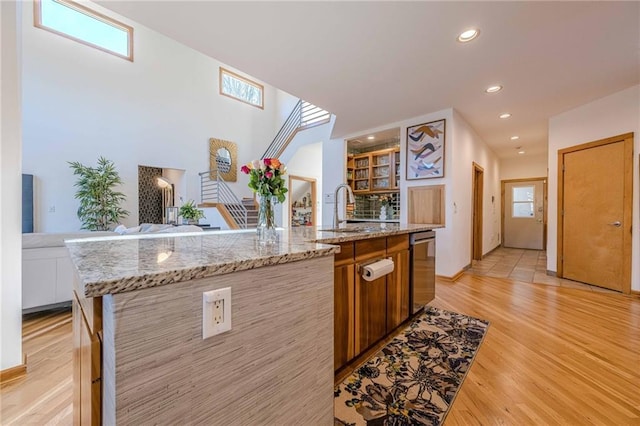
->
[257,195,278,244]
[379,205,388,221]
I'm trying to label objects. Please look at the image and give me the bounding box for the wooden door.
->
[472,163,484,260]
[334,263,355,370]
[503,179,545,249]
[558,133,633,292]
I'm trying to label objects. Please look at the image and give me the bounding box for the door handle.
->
[608,221,622,227]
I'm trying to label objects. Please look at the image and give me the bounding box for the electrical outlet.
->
[212,299,224,324]
[202,287,231,339]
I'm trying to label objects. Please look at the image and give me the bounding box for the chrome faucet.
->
[333,183,355,228]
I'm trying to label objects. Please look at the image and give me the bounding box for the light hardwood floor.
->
[2,274,639,425]
[0,307,73,425]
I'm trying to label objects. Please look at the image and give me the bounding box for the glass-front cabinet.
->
[350,148,400,193]
[353,154,370,192]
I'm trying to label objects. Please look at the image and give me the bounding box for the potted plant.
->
[68,156,129,231]
[179,200,205,225]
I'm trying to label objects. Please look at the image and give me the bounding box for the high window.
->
[219,67,264,109]
[35,0,133,61]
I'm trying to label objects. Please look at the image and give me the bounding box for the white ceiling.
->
[99,1,640,159]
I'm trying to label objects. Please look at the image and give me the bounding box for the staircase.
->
[200,99,331,229]
[243,198,259,227]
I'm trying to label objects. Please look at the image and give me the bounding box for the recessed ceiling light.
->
[367,136,375,140]
[457,29,480,43]
[485,85,502,93]
[518,150,525,155]
[510,136,519,140]
[499,113,512,119]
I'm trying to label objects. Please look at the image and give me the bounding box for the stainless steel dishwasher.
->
[409,231,436,315]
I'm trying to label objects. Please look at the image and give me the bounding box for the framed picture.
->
[406,119,445,180]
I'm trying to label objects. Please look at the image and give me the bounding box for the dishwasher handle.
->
[410,231,436,244]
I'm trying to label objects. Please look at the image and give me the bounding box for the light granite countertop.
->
[67,223,442,297]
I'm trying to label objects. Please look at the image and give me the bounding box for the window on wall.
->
[34,0,134,61]
[512,186,535,218]
[219,67,264,109]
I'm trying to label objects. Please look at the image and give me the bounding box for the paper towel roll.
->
[362,258,394,281]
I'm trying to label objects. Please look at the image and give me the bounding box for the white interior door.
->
[503,180,544,250]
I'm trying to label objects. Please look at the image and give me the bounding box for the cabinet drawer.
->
[334,242,354,267]
[355,238,386,262]
[387,234,409,253]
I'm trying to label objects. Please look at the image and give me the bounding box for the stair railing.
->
[261,100,331,160]
[199,169,248,228]
[261,99,302,159]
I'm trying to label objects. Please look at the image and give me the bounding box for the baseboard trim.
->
[437,269,465,282]
[631,290,640,298]
[0,354,27,384]
[546,270,557,277]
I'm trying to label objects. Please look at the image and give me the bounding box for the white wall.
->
[500,154,548,180]
[21,0,298,232]
[340,108,501,277]
[322,136,348,228]
[548,85,640,291]
[451,109,502,265]
[1,0,23,371]
[284,141,323,226]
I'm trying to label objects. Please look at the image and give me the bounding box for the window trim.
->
[34,0,134,62]
[219,67,264,109]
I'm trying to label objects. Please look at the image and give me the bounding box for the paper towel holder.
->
[359,257,395,282]
[357,257,392,273]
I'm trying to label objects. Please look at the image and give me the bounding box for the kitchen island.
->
[68,223,441,425]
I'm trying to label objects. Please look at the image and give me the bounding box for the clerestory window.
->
[219,67,264,109]
[35,0,133,61]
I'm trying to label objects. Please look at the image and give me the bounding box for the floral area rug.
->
[334,306,489,425]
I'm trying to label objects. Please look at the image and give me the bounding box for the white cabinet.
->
[22,247,74,311]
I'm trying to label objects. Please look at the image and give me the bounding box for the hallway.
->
[466,247,619,293]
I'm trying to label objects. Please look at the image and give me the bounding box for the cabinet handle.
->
[608,221,621,227]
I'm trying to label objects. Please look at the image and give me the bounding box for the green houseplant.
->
[68,156,129,231]
[179,200,205,225]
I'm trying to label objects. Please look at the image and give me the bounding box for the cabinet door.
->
[355,273,387,354]
[353,154,371,192]
[73,292,102,426]
[56,256,75,303]
[371,152,392,191]
[386,249,410,331]
[392,149,401,189]
[334,264,355,370]
[22,258,57,309]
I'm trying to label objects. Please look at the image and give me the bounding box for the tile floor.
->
[466,247,619,293]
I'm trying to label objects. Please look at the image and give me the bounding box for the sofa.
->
[22,225,203,312]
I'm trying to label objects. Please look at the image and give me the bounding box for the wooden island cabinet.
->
[72,289,102,425]
[68,225,439,423]
[333,242,355,369]
[333,234,411,371]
